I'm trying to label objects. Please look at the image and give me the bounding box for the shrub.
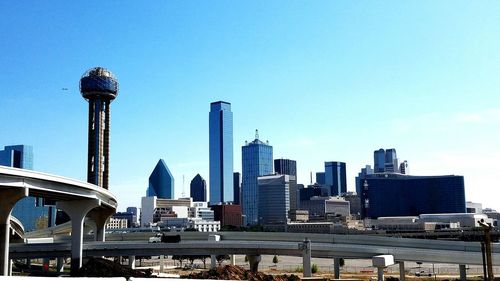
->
[311,263,319,273]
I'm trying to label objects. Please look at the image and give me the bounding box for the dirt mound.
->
[183,264,301,281]
[74,257,155,278]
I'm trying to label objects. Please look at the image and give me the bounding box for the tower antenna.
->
[255,129,259,140]
[182,174,185,197]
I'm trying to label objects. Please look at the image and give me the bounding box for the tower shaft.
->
[87,98,111,189]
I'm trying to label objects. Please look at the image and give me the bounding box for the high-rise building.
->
[373,148,406,174]
[274,159,298,212]
[360,174,466,218]
[241,130,273,225]
[0,145,56,231]
[355,165,374,195]
[274,159,297,176]
[147,159,174,199]
[373,149,386,173]
[126,206,139,226]
[80,67,119,189]
[315,172,325,185]
[190,174,207,202]
[384,148,398,172]
[258,174,290,224]
[233,172,241,205]
[324,161,346,196]
[209,101,234,205]
[399,160,409,174]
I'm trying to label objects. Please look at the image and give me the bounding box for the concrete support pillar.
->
[211,255,217,269]
[57,199,100,275]
[159,255,164,272]
[301,238,312,277]
[230,254,236,266]
[399,262,405,281]
[459,264,467,281]
[333,258,341,279]
[377,267,384,281]
[247,255,261,273]
[57,257,64,272]
[128,256,136,269]
[0,188,28,276]
[87,208,115,242]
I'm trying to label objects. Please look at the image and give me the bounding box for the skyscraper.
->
[258,174,290,224]
[147,159,174,199]
[209,101,234,204]
[373,149,385,173]
[0,145,55,231]
[324,161,347,196]
[274,159,298,212]
[233,172,241,205]
[315,172,325,185]
[373,148,402,173]
[80,67,119,189]
[190,174,207,202]
[274,159,297,176]
[384,148,398,172]
[241,130,273,225]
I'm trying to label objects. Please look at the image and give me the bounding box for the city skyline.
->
[0,2,499,211]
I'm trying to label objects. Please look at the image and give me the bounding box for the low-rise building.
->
[106,218,128,229]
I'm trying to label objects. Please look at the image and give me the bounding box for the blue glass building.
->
[241,131,273,225]
[0,145,56,231]
[315,172,325,185]
[147,159,174,199]
[360,174,466,218]
[209,101,234,204]
[373,149,386,173]
[190,174,207,202]
[324,161,347,196]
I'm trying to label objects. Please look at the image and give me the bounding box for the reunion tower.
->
[79,67,118,189]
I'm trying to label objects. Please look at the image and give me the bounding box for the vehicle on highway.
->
[148,233,181,243]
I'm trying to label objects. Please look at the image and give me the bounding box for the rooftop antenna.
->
[255,129,259,140]
[181,174,185,197]
[310,171,313,184]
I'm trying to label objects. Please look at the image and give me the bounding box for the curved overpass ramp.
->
[0,166,117,275]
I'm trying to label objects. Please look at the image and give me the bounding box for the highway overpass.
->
[0,166,117,275]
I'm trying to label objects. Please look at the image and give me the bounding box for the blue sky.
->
[1,1,499,211]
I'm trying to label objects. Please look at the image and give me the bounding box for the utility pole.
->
[479,219,494,281]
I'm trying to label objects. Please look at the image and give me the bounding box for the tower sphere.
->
[80,67,119,100]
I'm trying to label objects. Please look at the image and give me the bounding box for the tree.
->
[216,255,230,266]
[272,255,279,265]
[172,255,185,267]
[199,255,209,269]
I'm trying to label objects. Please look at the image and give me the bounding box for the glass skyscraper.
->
[190,174,207,202]
[147,159,174,199]
[209,101,234,205]
[0,145,56,231]
[241,131,273,225]
[325,161,347,196]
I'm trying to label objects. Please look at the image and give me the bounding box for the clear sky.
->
[1,1,499,211]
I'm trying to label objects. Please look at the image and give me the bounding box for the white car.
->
[148,233,162,243]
